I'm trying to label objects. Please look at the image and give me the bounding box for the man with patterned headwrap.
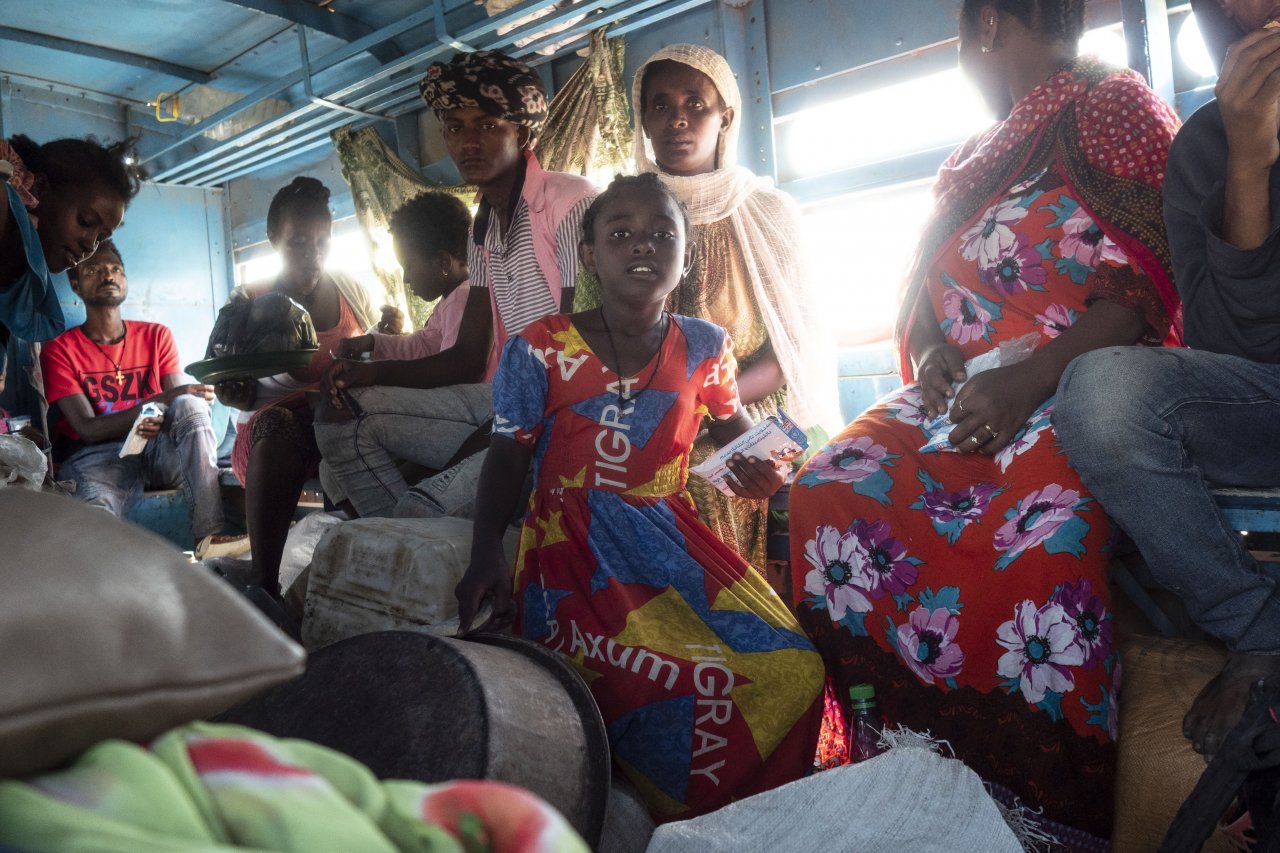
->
[315,49,597,520]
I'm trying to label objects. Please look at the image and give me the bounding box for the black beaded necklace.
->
[598,306,670,409]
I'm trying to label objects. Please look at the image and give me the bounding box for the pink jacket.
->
[371,283,470,361]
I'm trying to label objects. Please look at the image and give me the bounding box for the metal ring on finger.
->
[983,423,999,441]
[954,397,966,414]
[967,434,983,446]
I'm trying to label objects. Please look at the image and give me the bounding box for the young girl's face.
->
[395,237,456,302]
[36,180,126,274]
[580,186,691,308]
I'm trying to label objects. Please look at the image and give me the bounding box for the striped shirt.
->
[469,193,591,339]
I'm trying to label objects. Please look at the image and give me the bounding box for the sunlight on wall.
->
[234,217,390,312]
[1177,13,1217,78]
[802,180,935,347]
[785,68,991,181]
[1078,25,1129,68]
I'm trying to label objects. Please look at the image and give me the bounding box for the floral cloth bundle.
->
[0,722,587,853]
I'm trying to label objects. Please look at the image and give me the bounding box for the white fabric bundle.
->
[631,44,842,433]
[645,745,1022,853]
[0,434,46,490]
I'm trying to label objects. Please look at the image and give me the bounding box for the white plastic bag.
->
[0,434,48,490]
[119,401,166,458]
[279,510,349,594]
[919,333,1041,453]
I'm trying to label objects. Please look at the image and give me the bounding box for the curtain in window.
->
[330,125,473,330]
[537,28,632,180]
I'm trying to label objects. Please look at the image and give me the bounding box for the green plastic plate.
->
[185,349,319,384]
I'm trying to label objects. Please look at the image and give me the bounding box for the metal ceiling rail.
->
[219,0,404,64]
[296,0,595,105]
[508,0,664,57]
[174,82,413,184]
[593,0,714,38]
[161,68,426,184]
[150,0,606,182]
[373,0,696,117]
[307,0,627,105]
[201,135,339,187]
[297,26,390,122]
[157,0,658,185]
[530,0,713,66]
[0,25,213,85]
[140,0,462,167]
[167,0,718,187]
[432,0,477,54]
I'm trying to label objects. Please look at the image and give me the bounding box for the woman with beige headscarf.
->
[621,44,838,571]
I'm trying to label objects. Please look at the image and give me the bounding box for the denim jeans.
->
[59,394,223,539]
[394,450,487,519]
[312,384,491,518]
[1054,346,1280,653]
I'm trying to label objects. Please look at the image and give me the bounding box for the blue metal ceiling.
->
[0,0,710,186]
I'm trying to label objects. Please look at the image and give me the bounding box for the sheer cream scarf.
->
[631,44,840,432]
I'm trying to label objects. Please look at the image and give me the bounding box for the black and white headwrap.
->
[419,50,549,142]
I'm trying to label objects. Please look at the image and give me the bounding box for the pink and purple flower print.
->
[980,234,1048,295]
[803,519,923,626]
[996,598,1086,704]
[1033,303,1078,338]
[941,278,1001,345]
[960,199,1029,268]
[896,606,965,684]
[887,386,931,429]
[1053,578,1113,670]
[849,519,919,599]
[798,435,899,504]
[1059,205,1127,270]
[994,483,1081,563]
[803,524,875,621]
[911,470,1003,545]
[805,436,888,484]
[919,481,1001,526]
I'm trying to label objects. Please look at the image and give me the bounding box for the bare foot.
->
[1183,651,1280,757]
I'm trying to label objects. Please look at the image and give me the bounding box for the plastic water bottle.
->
[845,683,885,763]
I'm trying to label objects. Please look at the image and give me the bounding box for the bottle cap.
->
[848,683,875,701]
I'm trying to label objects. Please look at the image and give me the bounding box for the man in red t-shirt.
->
[40,239,225,543]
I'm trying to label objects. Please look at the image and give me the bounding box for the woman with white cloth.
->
[578,44,838,571]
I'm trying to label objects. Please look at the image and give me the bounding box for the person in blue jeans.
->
[1055,2,1280,760]
[40,240,225,545]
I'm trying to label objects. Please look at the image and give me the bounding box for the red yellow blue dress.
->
[493,313,824,822]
